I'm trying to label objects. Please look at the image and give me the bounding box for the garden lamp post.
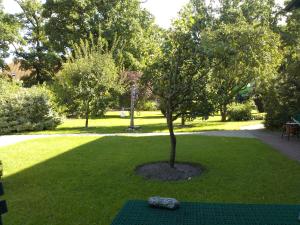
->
[130,84,137,129]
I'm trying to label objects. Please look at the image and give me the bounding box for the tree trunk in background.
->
[85,101,90,128]
[167,111,176,168]
[220,104,227,122]
[181,115,185,126]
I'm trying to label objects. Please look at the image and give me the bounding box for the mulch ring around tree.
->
[135,161,203,181]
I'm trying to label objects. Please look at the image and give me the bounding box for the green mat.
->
[111,200,300,225]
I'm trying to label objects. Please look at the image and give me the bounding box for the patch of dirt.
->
[135,162,203,181]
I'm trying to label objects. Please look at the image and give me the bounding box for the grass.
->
[1,136,300,225]
[26,111,263,134]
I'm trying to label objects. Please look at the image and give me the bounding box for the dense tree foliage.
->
[55,37,122,128]
[43,0,160,71]
[15,0,61,86]
[202,22,282,121]
[3,0,159,87]
[177,0,283,121]
[264,8,300,128]
[0,0,20,69]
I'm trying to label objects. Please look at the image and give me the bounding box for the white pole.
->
[130,84,136,128]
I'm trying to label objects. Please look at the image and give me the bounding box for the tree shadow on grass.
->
[2,136,170,225]
[2,136,300,225]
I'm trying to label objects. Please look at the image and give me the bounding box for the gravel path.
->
[241,124,300,162]
[249,130,300,162]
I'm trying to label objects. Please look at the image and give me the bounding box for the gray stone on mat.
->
[148,196,180,210]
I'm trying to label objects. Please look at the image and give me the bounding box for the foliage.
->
[0,79,61,134]
[175,0,282,122]
[0,74,20,96]
[263,8,300,129]
[228,103,253,121]
[252,113,265,121]
[14,0,61,86]
[43,0,160,71]
[0,0,20,69]
[55,37,122,127]
[10,0,160,86]
[264,64,300,128]
[202,21,282,121]
[136,101,158,111]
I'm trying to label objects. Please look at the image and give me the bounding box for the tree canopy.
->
[55,36,122,127]
[0,0,20,69]
[15,0,61,86]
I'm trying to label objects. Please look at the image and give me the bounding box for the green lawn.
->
[26,111,263,134]
[1,136,299,225]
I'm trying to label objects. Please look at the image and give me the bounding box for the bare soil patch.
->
[135,161,203,181]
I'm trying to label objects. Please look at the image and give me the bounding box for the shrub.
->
[252,113,265,120]
[0,80,61,134]
[137,101,158,111]
[228,103,253,121]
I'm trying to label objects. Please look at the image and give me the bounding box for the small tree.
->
[56,38,122,128]
[144,31,211,168]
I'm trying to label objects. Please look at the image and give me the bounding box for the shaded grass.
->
[0,136,300,225]
[26,111,263,134]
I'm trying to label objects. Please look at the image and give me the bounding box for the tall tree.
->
[263,6,300,128]
[0,0,20,70]
[182,0,282,121]
[202,21,282,121]
[43,0,159,71]
[15,0,61,86]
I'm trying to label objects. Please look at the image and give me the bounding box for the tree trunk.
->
[181,115,185,126]
[220,105,227,122]
[167,112,176,168]
[85,101,90,128]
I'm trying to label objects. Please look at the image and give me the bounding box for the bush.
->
[137,101,158,111]
[228,103,253,121]
[252,113,265,120]
[0,80,61,134]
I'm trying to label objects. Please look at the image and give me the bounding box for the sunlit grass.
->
[26,111,263,134]
[1,136,299,225]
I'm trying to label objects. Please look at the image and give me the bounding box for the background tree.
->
[56,37,122,128]
[263,6,300,128]
[14,0,60,86]
[0,0,20,70]
[43,0,160,72]
[202,21,282,121]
